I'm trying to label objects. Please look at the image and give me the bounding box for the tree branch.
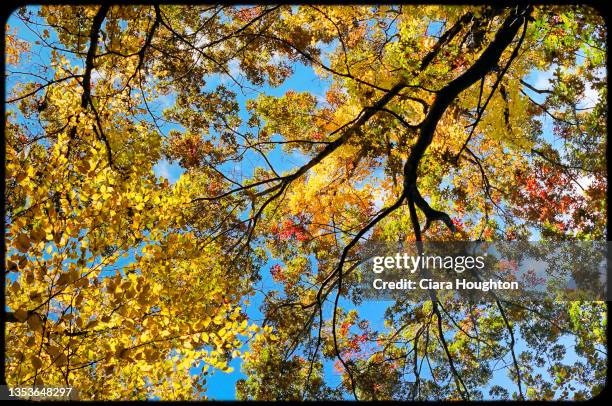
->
[403,5,533,234]
[81,5,109,109]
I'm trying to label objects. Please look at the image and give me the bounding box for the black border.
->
[0,1,609,403]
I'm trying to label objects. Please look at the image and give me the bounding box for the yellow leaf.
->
[14,234,30,252]
[27,314,42,332]
[56,353,68,366]
[31,355,43,370]
[56,272,71,286]
[48,345,61,357]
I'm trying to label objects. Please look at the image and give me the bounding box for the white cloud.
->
[527,64,605,110]
[533,66,555,90]
[578,67,605,109]
[575,174,596,191]
[153,159,184,184]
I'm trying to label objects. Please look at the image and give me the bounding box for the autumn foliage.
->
[3,4,606,401]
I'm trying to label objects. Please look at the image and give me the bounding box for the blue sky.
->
[147,51,600,399]
[6,7,604,400]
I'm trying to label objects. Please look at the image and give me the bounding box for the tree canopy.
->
[3,4,607,400]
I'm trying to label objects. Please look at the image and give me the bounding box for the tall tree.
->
[4,4,606,400]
